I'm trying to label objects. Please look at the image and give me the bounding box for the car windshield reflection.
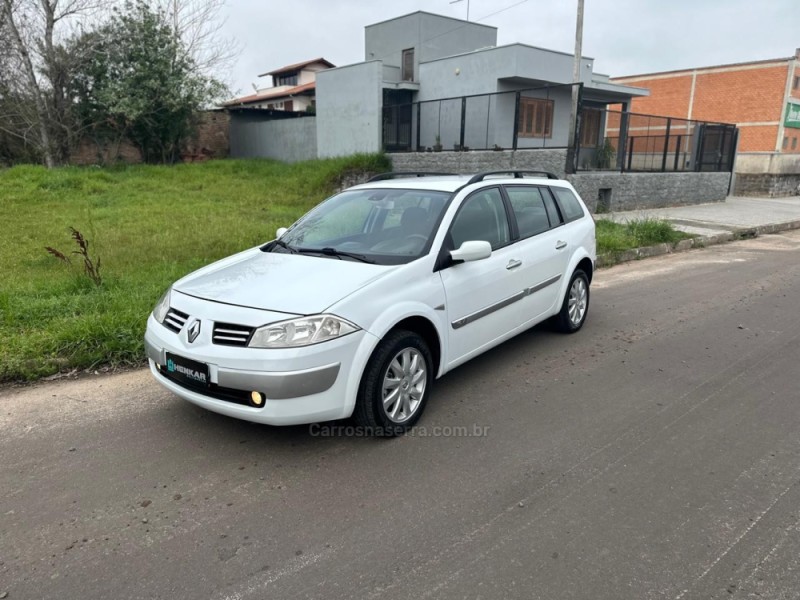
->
[273,189,452,265]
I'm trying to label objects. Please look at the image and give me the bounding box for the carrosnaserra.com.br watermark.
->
[308,423,491,438]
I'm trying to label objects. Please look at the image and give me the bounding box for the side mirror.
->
[276,227,288,238]
[450,240,492,263]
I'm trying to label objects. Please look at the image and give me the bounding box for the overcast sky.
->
[222,0,798,95]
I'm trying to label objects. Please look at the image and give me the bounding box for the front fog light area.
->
[249,314,359,348]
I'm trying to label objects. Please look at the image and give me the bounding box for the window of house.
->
[783,136,789,149]
[794,75,800,90]
[580,108,602,147]
[793,137,798,150]
[276,74,298,87]
[518,98,554,138]
[401,48,415,82]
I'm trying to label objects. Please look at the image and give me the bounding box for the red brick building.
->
[612,49,800,196]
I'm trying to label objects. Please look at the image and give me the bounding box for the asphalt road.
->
[3,231,800,600]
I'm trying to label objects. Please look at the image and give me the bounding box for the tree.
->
[0,0,234,166]
[156,0,239,80]
[0,0,103,166]
[76,1,224,163]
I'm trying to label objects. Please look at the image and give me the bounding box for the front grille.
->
[213,322,254,347]
[163,308,189,333]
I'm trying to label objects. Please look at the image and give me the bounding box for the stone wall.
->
[390,149,732,211]
[390,149,568,177]
[567,172,731,212]
[734,174,800,198]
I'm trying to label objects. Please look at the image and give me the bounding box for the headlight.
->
[152,288,171,323]
[248,314,359,348]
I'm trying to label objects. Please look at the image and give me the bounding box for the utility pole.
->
[566,0,584,174]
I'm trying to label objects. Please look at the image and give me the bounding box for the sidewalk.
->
[594,195,800,266]
[602,196,800,237]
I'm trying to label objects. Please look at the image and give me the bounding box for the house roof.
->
[259,58,335,78]
[222,82,316,107]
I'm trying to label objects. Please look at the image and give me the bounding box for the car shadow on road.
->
[160,321,573,449]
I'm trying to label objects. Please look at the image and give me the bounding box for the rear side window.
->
[505,186,551,238]
[551,187,585,222]
[542,189,563,226]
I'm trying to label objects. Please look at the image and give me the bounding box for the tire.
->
[353,329,434,437]
[553,269,590,333]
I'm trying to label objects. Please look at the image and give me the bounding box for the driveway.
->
[2,231,800,599]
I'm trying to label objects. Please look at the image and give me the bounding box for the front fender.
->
[364,301,449,378]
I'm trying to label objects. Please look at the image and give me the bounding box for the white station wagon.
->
[145,171,596,435]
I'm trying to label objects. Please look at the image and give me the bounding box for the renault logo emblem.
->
[187,319,201,343]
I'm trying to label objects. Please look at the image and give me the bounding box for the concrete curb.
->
[596,218,800,268]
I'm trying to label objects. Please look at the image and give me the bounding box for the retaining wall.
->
[568,172,731,212]
[390,150,732,211]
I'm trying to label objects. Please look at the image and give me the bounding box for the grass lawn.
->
[1,157,693,383]
[0,154,389,382]
[595,217,692,256]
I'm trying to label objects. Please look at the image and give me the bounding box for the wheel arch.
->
[576,256,594,283]
[388,316,443,378]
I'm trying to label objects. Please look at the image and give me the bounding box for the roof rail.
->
[465,170,561,185]
[366,171,459,182]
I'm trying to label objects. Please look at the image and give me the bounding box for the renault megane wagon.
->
[145,171,596,435]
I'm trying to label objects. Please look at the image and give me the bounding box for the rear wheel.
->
[553,269,590,333]
[353,329,433,436]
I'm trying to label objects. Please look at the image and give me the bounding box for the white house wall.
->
[316,61,383,157]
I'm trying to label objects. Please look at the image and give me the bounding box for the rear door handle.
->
[506,259,522,270]
[555,240,567,250]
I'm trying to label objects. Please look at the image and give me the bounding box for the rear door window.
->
[505,186,552,239]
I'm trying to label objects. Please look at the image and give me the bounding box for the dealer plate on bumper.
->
[164,352,209,387]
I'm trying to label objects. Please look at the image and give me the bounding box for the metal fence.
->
[382,83,577,153]
[381,84,737,174]
[576,108,737,173]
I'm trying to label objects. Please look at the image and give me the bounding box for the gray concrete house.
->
[315,11,648,158]
[228,11,739,210]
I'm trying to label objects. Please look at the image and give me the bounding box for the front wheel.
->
[353,330,434,436]
[553,269,590,333]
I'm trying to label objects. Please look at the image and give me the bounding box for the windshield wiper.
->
[295,247,376,264]
[261,239,296,253]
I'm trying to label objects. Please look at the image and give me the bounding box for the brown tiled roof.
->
[222,82,316,106]
[258,58,335,78]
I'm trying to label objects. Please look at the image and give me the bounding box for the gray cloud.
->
[222,0,798,95]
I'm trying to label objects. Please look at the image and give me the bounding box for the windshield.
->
[273,188,452,265]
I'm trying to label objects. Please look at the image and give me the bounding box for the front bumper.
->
[144,297,379,425]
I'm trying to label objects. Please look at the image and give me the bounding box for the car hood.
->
[173,247,395,314]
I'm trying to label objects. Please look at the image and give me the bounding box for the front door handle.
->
[506,259,522,270]
[555,240,568,250]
